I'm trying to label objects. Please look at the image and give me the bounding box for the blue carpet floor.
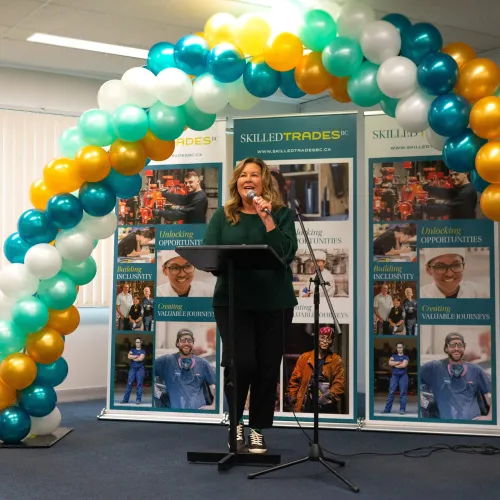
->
[1,400,499,500]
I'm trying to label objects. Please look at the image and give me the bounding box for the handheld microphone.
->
[246,190,272,215]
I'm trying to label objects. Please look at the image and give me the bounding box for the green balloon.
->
[347,61,383,107]
[380,95,399,118]
[183,99,216,131]
[59,127,87,158]
[322,36,363,77]
[38,272,78,311]
[298,9,337,52]
[148,102,186,140]
[113,105,149,142]
[61,256,97,286]
[78,109,116,147]
[11,297,49,334]
[0,320,27,358]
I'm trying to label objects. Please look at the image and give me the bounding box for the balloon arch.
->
[0,2,499,443]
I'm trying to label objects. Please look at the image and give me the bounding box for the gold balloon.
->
[455,58,500,103]
[264,33,303,72]
[140,130,175,161]
[29,179,56,210]
[480,183,500,221]
[470,96,500,140]
[328,76,351,103]
[0,353,37,390]
[0,378,16,411]
[26,328,65,365]
[109,140,147,176]
[475,141,500,183]
[232,13,271,56]
[294,52,333,95]
[204,12,235,48]
[75,145,111,182]
[44,157,84,193]
[47,306,80,335]
[443,42,476,69]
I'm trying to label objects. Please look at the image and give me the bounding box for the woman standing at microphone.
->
[203,157,298,454]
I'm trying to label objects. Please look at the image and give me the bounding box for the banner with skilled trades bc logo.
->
[105,120,227,423]
[234,113,358,427]
[365,112,499,435]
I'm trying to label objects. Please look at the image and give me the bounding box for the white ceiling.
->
[1,0,500,103]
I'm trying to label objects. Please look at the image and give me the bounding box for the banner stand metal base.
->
[188,450,281,472]
[0,427,73,448]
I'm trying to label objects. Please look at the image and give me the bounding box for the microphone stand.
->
[248,201,359,493]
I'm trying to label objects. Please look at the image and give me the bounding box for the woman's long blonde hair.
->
[224,157,285,225]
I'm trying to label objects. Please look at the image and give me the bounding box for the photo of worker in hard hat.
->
[419,247,490,299]
[373,223,417,262]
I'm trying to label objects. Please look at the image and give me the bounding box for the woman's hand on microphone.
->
[253,196,275,230]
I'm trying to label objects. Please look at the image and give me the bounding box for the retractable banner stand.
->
[234,113,358,427]
[365,112,499,435]
[101,120,227,423]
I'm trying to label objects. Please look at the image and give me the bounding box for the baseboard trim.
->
[57,387,107,402]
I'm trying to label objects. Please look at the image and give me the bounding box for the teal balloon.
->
[35,357,68,387]
[182,99,216,131]
[18,384,57,418]
[347,61,383,107]
[0,407,31,444]
[147,41,176,75]
[11,297,49,334]
[208,43,246,83]
[401,23,443,65]
[4,232,32,264]
[18,209,58,245]
[428,94,470,137]
[61,256,97,286]
[174,35,209,77]
[380,95,399,118]
[103,169,142,199]
[79,181,117,217]
[59,127,87,159]
[443,129,487,173]
[148,102,186,140]
[322,36,363,77]
[417,52,459,95]
[112,105,149,142]
[280,70,306,98]
[243,61,280,98]
[298,9,337,52]
[0,320,26,358]
[382,13,412,35]
[471,169,490,193]
[37,272,77,310]
[78,109,116,147]
[46,194,83,230]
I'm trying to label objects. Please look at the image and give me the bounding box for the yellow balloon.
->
[46,306,80,336]
[476,141,500,183]
[0,353,37,390]
[470,96,500,140]
[455,58,500,104]
[480,183,500,221]
[233,13,271,57]
[264,32,303,72]
[204,12,235,48]
[26,328,65,365]
[75,146,111,182]
[0,378,16,411]
[29,179,56,210]
[44,158,84,193]
[443,42,476,69]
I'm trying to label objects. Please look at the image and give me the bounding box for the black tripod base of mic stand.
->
[248,443,359,493]
[187,450,281,472]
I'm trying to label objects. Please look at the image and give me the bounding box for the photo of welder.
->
[117,166,219,226]
[372,160,483,221]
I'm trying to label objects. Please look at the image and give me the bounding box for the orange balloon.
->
[0,378,16,411]
[47,306,80,335]
[455,58,500,103]
[140,130,175,161]
[75,145,111,182]
[470,96,500,140]
[294,52,333,95]
[109,140,147,176]
[0,353,37,390]
[44,158,84,193]
[25,328,65,364]
[480,183,500,221]
[328,76,351,103]
[443,42,476,69]
[475,141,500,183]
[264,33,303,72]
[29,179,56,210]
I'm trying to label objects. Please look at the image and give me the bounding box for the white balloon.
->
[396,90,434,133]
[227,77,259,110]
[0,290,14,320]
[360,21,401,65]
[192,74,229,114]
[30,407,61,436]
[55,227,94,263]
[122,67,157,108]
[97,80,127,112]
[425,127,447,151]
[24,244,62,280]
[0,264,39,300]
[155,68,192,107]
[337,2,376,40]
[78,212,117,240]
[377,56,417,99]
